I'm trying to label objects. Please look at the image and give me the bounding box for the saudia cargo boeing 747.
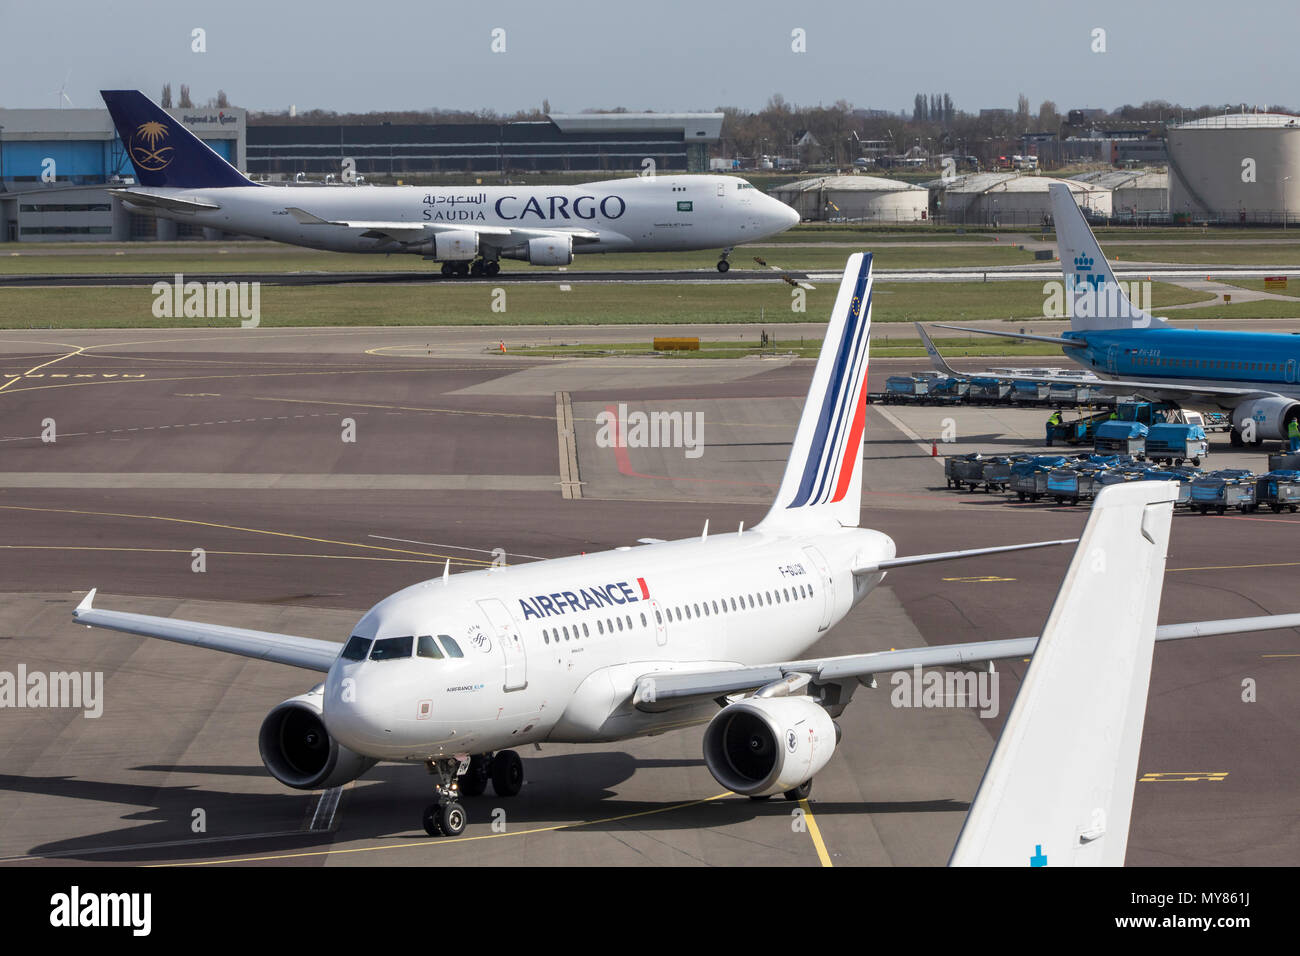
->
[100,90,799,276]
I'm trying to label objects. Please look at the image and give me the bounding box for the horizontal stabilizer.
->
[932,323,1083,347]
[854,538,1077,575]
[950,482,1176,866]
[108,189,221,214]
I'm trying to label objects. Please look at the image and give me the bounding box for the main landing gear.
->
[421,750,524,837]
[440,258,500,278]
[716,247,733,273]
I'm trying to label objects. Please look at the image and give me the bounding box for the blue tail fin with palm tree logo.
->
[101,90,253,189]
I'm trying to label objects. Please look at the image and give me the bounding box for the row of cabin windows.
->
[1136,356,1285,374]
[540,581,816,645]
[340,633,464,662]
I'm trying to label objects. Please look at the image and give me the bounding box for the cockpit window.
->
[439,635,464,658]
[417,635,443,659]
[341,635,371,661]
[370,635,413,661]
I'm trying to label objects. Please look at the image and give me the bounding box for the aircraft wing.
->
[920,323,1268,406]
[630,610,1300,713]
[108,188,222,214]
[71,589,340,672]
[283,207,600,245]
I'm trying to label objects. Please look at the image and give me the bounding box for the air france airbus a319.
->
[100,90,799,276]
[72,255,1298,854]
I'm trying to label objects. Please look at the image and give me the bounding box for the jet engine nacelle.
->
[508,235,573,266]
[1231,396,1300,441]
[702,695,836,797]
[430,230,479,261]
[258,685,377,790]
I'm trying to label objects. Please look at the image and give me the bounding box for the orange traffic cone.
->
[931,441,938,457]
[499,340,507,353]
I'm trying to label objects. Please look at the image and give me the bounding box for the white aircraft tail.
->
[759,253,872,530]
[1049,182,1166,332]
[949,481,1177,867]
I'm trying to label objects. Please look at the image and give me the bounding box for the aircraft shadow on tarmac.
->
[5,751,968,862]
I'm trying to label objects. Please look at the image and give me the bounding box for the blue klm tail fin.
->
[101,90,252,189]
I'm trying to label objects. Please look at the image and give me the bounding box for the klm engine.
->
[1231,396,1300,442]
[702,696,836,797]
[258,685,376,790]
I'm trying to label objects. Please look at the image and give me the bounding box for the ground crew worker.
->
[1289,417,1300,453]
[1109,410,1119,420]
[1046,410,1061,446]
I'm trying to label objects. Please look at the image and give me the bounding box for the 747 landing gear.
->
[716,247,734,273]
[422,756,469,837]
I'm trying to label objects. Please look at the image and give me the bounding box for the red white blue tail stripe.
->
[762,253,873,528]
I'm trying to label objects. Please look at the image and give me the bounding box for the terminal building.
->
[0,105,245,242]
[0,106,720,242]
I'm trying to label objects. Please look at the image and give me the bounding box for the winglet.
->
[74,588,97,618]
[950,481,1177,867]
[914,323,961,378]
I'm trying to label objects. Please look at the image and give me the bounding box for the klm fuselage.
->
[1065,327,1300,399]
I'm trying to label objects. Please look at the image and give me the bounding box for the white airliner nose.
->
[324,665,408,752]
[779,202,800,228]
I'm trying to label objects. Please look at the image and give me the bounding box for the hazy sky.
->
[1,0,1295,116]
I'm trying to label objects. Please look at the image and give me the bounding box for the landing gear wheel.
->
[485,260,500,277]
[459,754,490,797]
[440,262,453,277]
[438,802,467,837]
[716,260,730,273]
[1230,427,1244,448]
[783,779,813,801]
[470,260,485,277]
[454,261,470,277]
[491,749,524,797]
[422,803,443,836]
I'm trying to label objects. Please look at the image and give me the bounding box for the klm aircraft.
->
[930,183,1300,445]
[100,90,799,276]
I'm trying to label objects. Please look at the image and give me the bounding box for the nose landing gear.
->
[422,756,468,837]
[716,247,733,273]
[420,750,525,836]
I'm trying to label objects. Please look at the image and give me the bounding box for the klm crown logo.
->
[1074,254,1094,272]
[129,120,174,171]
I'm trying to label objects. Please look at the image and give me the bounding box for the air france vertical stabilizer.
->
[760,253,873,530]
[949,481,1176,867]
[1049,182,1166,331]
